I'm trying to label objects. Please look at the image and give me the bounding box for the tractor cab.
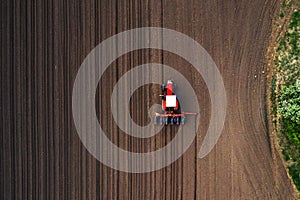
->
[162,80,179,112]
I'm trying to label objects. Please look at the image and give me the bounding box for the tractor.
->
[154,80,196,125]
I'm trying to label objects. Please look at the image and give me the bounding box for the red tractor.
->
[154,80,196,125]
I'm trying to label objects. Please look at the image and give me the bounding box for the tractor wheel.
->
[181,117,186,125]
[162,84,165,92]
[159,117,163,125]
[164,117,168,125]
[174,117,179,125]
[154,116,158,124]
[170,118,174,125]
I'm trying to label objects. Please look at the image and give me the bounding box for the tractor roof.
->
[166,95,177,107]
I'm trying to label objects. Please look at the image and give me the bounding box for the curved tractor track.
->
[0,0,297,199]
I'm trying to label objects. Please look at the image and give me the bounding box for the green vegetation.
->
[272,3,300,192]
[278,81,300,125]
[278,82,300,191]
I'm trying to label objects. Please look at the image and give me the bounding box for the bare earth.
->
[0,0,297,199]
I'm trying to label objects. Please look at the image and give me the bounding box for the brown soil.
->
[0,0,297,199]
